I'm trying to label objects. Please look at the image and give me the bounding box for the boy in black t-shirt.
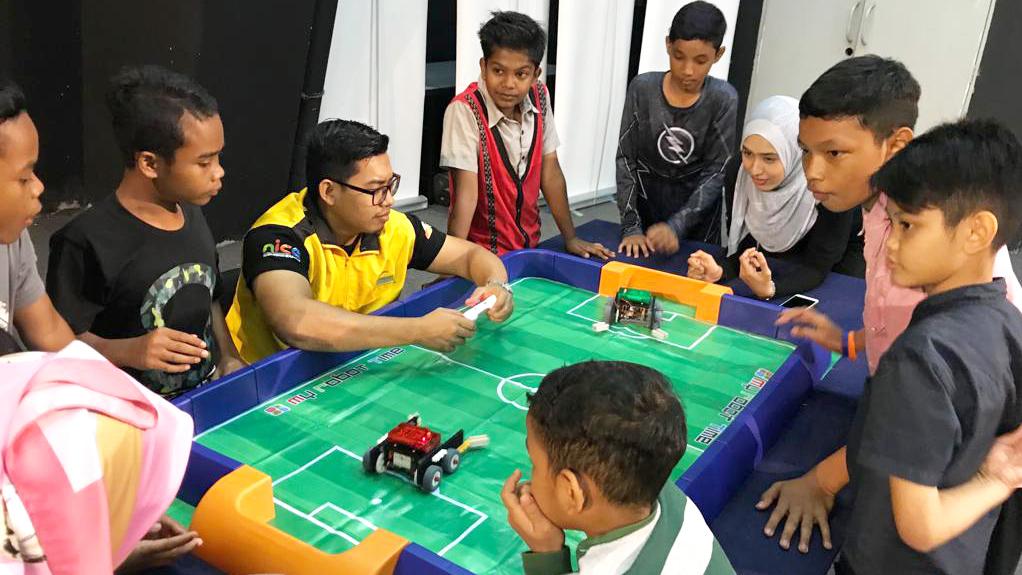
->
[839,119,1022,574]
[47,66,244,396]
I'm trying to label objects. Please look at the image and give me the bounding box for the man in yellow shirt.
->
[228,120,513,363]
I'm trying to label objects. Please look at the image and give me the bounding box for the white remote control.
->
[464,295,498,321]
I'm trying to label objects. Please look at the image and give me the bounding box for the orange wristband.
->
[847,331,858,361]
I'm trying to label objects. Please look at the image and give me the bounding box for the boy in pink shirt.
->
[860,193,1022,373]
[754,55,1022,556]
[777,57,1022,376]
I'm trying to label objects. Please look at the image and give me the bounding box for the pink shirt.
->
[862,193,1022,374]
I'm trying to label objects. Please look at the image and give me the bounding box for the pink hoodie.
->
[0,341,193,574]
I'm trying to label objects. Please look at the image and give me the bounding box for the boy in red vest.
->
[441,11,611,258]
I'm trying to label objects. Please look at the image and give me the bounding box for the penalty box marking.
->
[272,445,488,557]
[565,293,716,351]
[564,293,793,353]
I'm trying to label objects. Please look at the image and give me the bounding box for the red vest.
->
[450,82,547,254]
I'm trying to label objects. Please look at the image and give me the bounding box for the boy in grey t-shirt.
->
[0,78,74,353]
[616,1,737,258]
[0,232,46,352]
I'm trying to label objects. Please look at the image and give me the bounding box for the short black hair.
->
[106,65,218,167]
[871,119,1022,250]
[800,55,920,141]
[0,78,27,124]
[668,1,727,49]
[305,119,389,196]
[528,361,686,508]
[478,11,546,67]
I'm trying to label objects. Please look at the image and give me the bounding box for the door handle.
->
[846,0,865,44]
[860,3,878,47]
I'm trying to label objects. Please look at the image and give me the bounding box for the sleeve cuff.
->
[438,156,478,174]
[667,217,688,240]
[522,546,572,575]
[621,225,643,238]
[857,450,944,487]
[543,131,560,155]
[15,272,46,313]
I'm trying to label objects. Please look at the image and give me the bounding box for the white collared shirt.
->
[440,76,560,178]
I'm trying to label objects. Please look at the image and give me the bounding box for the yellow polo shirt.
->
[227,188,445,363]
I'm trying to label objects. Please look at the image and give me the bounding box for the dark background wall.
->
[80,0,205,217]
[2,0,323,241]
[3,0,1015,243]
[426,0,457,63]
[727,0,764,138]
[2,0,765,240]
[1,0,83,210]
[968,0,1022,140]
[80,0,320,240]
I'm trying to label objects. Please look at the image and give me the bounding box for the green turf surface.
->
[195,277,794,573]
[166,498,196,529]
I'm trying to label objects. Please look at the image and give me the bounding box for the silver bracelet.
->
[486,279,513,295]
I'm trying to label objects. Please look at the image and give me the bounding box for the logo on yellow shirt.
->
[262,238,302,262]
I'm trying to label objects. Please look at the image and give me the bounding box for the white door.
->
[746,0,866,115]
[860,0,996,132]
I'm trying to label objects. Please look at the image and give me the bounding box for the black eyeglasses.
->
[331,173,401,206]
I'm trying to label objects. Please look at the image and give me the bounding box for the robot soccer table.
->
[170,250,831,575]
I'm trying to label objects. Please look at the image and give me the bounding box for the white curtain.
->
[554,0,636,204]
[319,0,428,207]
[455,0,550,93]
[637,0,740,80]
[454,0,739,204]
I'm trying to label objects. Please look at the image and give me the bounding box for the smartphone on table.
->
[780,294,819,309]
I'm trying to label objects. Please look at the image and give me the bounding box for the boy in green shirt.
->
[502,360,735,574]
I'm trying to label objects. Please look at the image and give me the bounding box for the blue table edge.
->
[172,248,830,575]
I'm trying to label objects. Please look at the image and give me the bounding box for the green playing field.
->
[194,277,795,574]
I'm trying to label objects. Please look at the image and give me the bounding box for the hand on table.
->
[756,471,835,553]
[115,515,202,573]
[618,234,654,258]
[687,250,723,283]
[645,223,680,255]
[739,248,775,299]
[565,236,614,260]
[775,307,843,353]
[501,470,564,553]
